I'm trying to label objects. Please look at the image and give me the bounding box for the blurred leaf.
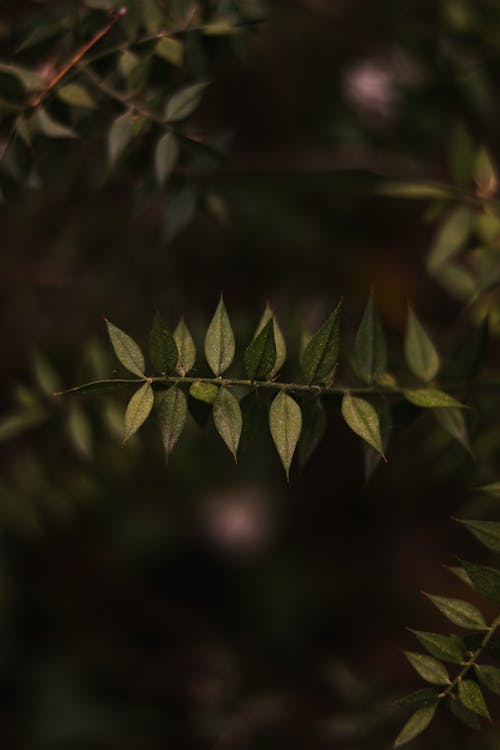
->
[476,481,500,499]
[204,295,235,375]
[213,386,242,460]
[0,62,43,92]
[354,295,386,384]
[475,148,497,195]
[405,308,440,383]
[142,0,163,33]
[393,703,437,748]
[174,317,196,375]
[105,319,145,376]
[302,300,342,385]
[424,593,487,630]
[448,694,481,729]
[410,630,465,664]
[155,132,179,187]
[445,565,472,587]
[404,389,463,408]
[244,318,276,380]
[33,352,62,395]
[155,37,184,67]
[428,206,471,271]
[397,688,439,710]
[0,409,46,442]
[56,84,96,109]
[298,396,327,466]
[123,381,154,443]
[66,403,93,459]
[457,519,500,553]
[157,385,187,461]
[108,112,133,164]
[255,304,286,377]
[35,108,77,139]
[448,123,474,187]
[461,561,500,603]
[341,393,384,457]
[405,652,450,685]
[269,390,302,480]
[164,81,209,122]
[150,310,178,375]
[189,381,218,404]
[476,664,500,696]
[434,407,470,452]
[458,679,490,719]
[376,182,451,199]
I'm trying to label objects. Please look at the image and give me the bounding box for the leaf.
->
[405,308,440,383]
[393,704,437,748]
[150,310,178,375]
[123,382,154,443]
[105,319,145,376]
[397,688,440,710]
[213,387,242,461]
[475,148,497,195]
[405,652,450,685]
[174,317,196,375]
[156,386,187,461]
[476,664,500,696]
[376,181,451,199]
[298,397,327,466]
[33,352,62,395]
[434,407,470,452]
[15,115,31,146]
[56,83,96,109]
[155,132,179,187]
[424,594,487,630]
[244,318,276,380]
[155,37,184,67]
[404,389,464,409]
[457,519,500,553]
[410,630,465,664]
[164,81,209,122]
[341,393,384,457]
[458,679,490,720]
[0,62,44,92]
[269,390,302,480]
[66,402,93,459]
[301,301,342,384]
[363,397,391,481]
[428,207,472,271]
[204,295,235,375]
[35,107,76,139]
[142,0,163,33]
[448,123,474,188]
[461,561,500,603]
[354,296,387,384]
[445,565,472,587]
[190,381,218,404]
[254,304,286,377]
[448,694,481,729]
[108,112,133,164]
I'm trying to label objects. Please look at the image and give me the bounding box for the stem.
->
[440,617,500,700]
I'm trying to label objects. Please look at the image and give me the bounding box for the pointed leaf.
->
[405,308,440,382]
[269,390,302,480]
[105,319,145,376]
[445,565,472,587]
[298,397,327,466]
[341,393,384,457]
[174,317,196,375]
[476,481,500,499]
[424,594,487,630]
[405,652,450,685]
[458,679,490,719]
[213,387,242,461]
[355,296,387,384]
[109,112,133,164]
[204,296,235,375]
[255,304,286,376]
[404,389,464,409]
[461,561,500,603]
[457,519,500,553]
[155,132,179,187]
[157,386,187,460]
[434,407,470,452]
[244,318,276,380]
[428,207,471,271]
[35,107,76,139]
[410,630,465,664]
[397,689,439,710]
[164,81,209,122]
[66,403,93,459]
[394,704,437,748]
[155,37,184,67]
[190,381,218,405]
[363,397,391,481]
[150,310,178,375]
[56,83,96,109]
[301,301,342,384]
[0,62,44,92]
[476,664,500,696]
[448,694,481,729]
[123,382,154,443]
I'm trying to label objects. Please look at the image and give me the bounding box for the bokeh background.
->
[1,1,500,747]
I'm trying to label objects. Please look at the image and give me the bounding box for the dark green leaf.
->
[109,112,133,164]
[204,295,235,375]
[404,389,464,409]
[341,393,384,457]
[164,81,209,122]
[189,381,218,404]
[213,386,242,461]
[405,652,450,685]
[254,304,286,377]
[424,593,487,630]
[123,381,154,443]
[56,83,96,109]
[269,390,302,480]
[301,301,342,384]
[393,704,437,748]
[363,398,391,481]
[298,397,327,466]
[457,519,500,553]
[35,107,76,139]
[105,319,145,376]
[244,318,276,380]
[150,310,178,375]
[354,295,387,384]
[405,308,440,382]
[461,561,500,603]
[397,688,439,710]
[410,630,465,664]
[155,132,179,187]
[475,664,500,696]
[174,317,196,375]
[448,694,481,729]
[458,679,490,719]
[434,407,470,452]
[157,385,187,461]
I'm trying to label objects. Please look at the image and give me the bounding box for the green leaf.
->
[155,37,184,67]
[56,83,96,109]
[405,308,440,383]
[341,393,384,457]
[254,304,286,376]
[424,594,487,630]
[123,381,154,443]
[476,481,500,499]
[14,115,31,146]
[410,630,465,664]
[174,317,196,375]
[0,62,44,92]
[109,112,133,164]
[35,107,76,139]
[142,0,163,33]
[458,679,490,719]
[461,561,500,603]
[301,301,342,384]
[156,386,187,461]
[33,352,62,395]
[376,181,451,199]
[397,689,439,710]
[244,318,276,380]
[405,652,450,685]
[269,390,302,480]
[428,207,472,271]
[476,664,500,696]
[150,310,178,375]
[164,81,209,122]
[457,519,500,553]
[298,397,327,466]
[394,704,437,748]
[434,407,470,452]
[445,565,472,587]
[189,381,218,405]
[204,295,235,375]
[475,148,497,194]
[404,389,464,409]
[354,296,387,384]
[213,387,242,461]
[155,132,179,187]
[66,403,93,459]
[448,694,481,729]
[105,319,145,377]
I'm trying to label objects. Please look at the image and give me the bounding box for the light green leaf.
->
[301,301,342,384]
[56,83,96,109]
[428,207,471,271]
[404,389,464,409]
[434,407,470,452]
[405,652,450,685]
[298,397,327,467]
[458,519,500,553]
[105,319,145,376]
[213,387,242,461]
[269,390,302,480]
[405,308,440,382]
[424,593,487,630]
[33,352,62,395]
[15,114,32,146]
[109,112,133,164]
[204,295,235,375]
[0,62,44,92]
[123,382,154,443]
[448,693,481,729]
[458,679,490,719]
[164,81,209,122]
[189,381,218,404]
[155,37,184,67]
[155,132,179,187]
[341,393,384,457]
[174,317,196,375]
[254,304,286,376]
[354,295,387,384]
[66,403,93,460]
[461,561,500,603]
[150,310,178,375]
[410,630,465,664]
[244,318,276,380]
[142,0,163,33]
[394,704,437,748]
[157,386,187,461]
[376,181,451,199]
[445,565,472,587]
[35,107,76,139]
[475,664,500,697]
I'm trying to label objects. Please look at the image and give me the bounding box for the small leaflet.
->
[213,386,242,461]
[204,295,235,376]
[404,307,440,383]
[123,381,154,443]
[105,319,145,377]
[157,385,187,461]
[269,390,302,480]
